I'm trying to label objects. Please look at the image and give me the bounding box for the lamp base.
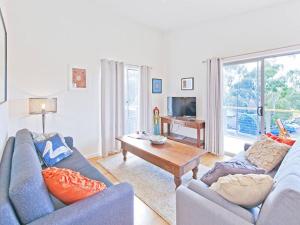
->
[42,110,46,134]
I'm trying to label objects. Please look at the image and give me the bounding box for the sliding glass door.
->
[223,52,300,155]
[264,54,300,139]
[223,60,263,155]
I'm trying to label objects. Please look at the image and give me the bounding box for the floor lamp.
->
[28,98,57,134]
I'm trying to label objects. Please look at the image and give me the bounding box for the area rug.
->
[98,153,210,225]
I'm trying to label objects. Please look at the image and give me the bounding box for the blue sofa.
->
[176,139,300,225]
[0,129,134,225]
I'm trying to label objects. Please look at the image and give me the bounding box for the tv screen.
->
[167,97,196,117]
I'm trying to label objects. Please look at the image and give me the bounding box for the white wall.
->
[7,0,166,157]
[7,0,299,154]
[0,102,8,157]
[165,1,300,138]
[0,0,8,158]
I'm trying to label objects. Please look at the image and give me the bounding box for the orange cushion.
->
[279,138,296,146]
[266,133,280,141]
[42,167,107,205]
[266,133,295,146]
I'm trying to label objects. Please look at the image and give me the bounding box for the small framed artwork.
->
[69,66,87,90]
[152,78,162,94]
[181,77,194,90]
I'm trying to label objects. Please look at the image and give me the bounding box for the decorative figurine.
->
[276,119,290,138]
[153,107,160,135]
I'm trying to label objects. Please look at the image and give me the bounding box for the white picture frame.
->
[68,65,87,90]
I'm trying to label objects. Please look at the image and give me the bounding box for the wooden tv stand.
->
[160,116,205,148]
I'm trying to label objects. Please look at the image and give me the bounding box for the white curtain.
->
[139,65,151,133]
[100,59,125,156]
[205,58,224,156]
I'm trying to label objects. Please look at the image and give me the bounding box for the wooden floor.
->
[88,153,230,225]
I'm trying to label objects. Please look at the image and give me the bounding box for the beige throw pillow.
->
[246,137,290,172]
[210,174,273,208]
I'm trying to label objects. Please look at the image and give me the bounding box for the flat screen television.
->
[167,97,196,117]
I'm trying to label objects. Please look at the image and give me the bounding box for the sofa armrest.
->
[187,180,258,223]
[244,143,252,151]
[176,185,253,225]
[28,183,134,225]
[64,137,73,149]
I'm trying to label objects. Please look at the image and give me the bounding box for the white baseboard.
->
[83,152,101,159]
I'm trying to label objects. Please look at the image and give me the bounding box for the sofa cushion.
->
[266,133,296,146]
[9,129,54,224]
[257,175,300,225]
[188,180,259,223]
[201,161,265,186]
[246,137,290,172]
[274,153,300,183]
[54,148,112,187]
[0,137,20,225]
[32,132,73,149]
[272,139,300,183]
[35,134,73,167]
[31,133,74,166]
[210,174,273,208]
[47,149,112,209]
[255,139,300,225]
[230,151,253,166]
[42,167,107,204]
[50,194,66,209]
[64,136,74,149]
[54,147,89,170]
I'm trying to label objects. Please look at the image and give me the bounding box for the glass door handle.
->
[257,106,264,116]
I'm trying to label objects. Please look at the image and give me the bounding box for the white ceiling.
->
[96,0,294,31]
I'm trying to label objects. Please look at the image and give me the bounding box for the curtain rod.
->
[126,63,153,69]
[101,59,153,69]
[201,43,300,63]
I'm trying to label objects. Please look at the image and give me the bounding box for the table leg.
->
[192,166,198,179]
[203,127,205,149]
[174,176,182,189]
[197,127,200,148]
[122,149,127,162]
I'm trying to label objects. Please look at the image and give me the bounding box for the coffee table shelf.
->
[162,132,204,148]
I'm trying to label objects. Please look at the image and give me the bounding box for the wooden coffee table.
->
[116,135,207,189]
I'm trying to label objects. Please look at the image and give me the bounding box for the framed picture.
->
[152,78,162,94]
[69,66,87,90]
[0,8,7,104]
[181,77,194,90]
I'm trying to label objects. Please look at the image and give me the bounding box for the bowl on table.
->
[149,135,167,145]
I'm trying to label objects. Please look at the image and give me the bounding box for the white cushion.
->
[210,174,273,208]
[246,137,290,172]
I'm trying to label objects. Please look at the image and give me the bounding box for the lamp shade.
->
[29,98,57,114]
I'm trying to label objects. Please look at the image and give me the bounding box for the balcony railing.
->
[223,106,300,138]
